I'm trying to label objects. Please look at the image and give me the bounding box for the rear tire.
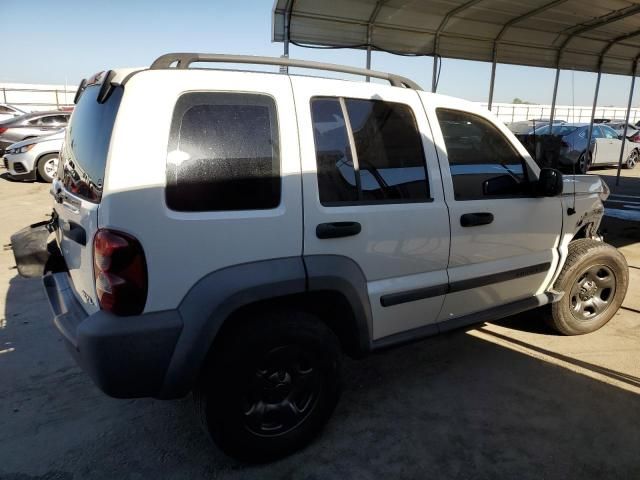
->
[194,310,342,462]
[577,152,590,174]
[549,239,628,335]
[37,153,59,183]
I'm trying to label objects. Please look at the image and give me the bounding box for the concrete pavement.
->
[1,169,638,479]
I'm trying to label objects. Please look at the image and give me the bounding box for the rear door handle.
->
[460,212,494,227]
[316,222,361,239]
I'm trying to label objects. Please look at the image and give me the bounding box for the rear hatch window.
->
[59,84,123,202]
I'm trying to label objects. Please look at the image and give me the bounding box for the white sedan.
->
[1,130,64,182]
[592,124,639,170]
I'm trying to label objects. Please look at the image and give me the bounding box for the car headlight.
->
[16,144,36,154]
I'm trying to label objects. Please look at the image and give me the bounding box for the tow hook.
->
[46,210,59,233]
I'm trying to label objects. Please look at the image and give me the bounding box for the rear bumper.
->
[44,272,184,398]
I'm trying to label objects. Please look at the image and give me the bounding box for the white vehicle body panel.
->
[292,76,450,339]
[419,93,565,320]
[48,64,608,345]
[592,138,638,165]
[99,70,303,312]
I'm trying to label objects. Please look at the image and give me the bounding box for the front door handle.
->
[460,212,494,227]
[316,221,361,239]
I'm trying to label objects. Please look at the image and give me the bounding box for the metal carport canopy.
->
[273,0,640,186]
[272,0,640,78]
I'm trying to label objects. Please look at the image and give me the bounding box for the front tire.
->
[37,153,59,183]
[549,239,628,335]
[195,310,342,462]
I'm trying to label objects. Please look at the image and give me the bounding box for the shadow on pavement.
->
[2,271,639,479]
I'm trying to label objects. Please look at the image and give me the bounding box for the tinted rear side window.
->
[166,92,280,212]
[346,99,429,202]
[311,97,429,205]
[311,98,359,204]
[60,85,123,202]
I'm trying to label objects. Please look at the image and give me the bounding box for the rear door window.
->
[311,97,429,205]
[59,84,123,202]
[166,92,280,212]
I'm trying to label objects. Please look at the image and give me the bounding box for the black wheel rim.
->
[241,345,321,437]
[569,264,616,321]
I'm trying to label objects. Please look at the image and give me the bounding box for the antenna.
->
[567,69,577,216]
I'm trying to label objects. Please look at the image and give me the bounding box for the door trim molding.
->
[373,291,561,350]
[380,262,551,307]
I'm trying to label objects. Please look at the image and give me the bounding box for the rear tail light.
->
[93,229,147,316]
[631,133,640,143]
[0,127,7,134]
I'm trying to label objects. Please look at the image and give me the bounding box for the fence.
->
[2,82,639,123]
[479,102,640,124]
[1,83,76,112]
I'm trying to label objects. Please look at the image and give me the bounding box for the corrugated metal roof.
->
[273,0,640,76]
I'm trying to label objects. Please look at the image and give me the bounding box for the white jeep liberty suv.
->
[11,53,628,462]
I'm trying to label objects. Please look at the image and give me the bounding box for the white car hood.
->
[562,174,608,199]
[7,130,65,149]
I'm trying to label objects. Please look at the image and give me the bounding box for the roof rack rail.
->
[150,52,422,90]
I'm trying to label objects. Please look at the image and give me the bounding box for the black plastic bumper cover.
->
[44,272,184,398]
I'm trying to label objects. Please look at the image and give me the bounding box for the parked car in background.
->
[608,121,640,142]
[506,118,565,134]
[2,130,64,182]
[0,104,26,122]
[0,111,70,155]
[526,123,639,172]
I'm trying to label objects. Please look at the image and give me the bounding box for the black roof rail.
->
[150,52,422,90]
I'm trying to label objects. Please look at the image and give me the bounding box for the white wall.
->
[478,102,640,124]
[3,81,639,123]
[0,82,76,112]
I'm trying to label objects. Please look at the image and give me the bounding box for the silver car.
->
[0,111,70,154]
[0,104,26,122]
[2,130,64,182]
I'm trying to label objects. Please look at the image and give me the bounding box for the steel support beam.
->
[549,68,560,133]
[364,1,387,82]
[555,4,640,59]
[585,68,602,171]
[488,59,497,110]
[366,27,372,81]
[616,58,639,186]
[280,0,293,74]
[488,0,568,108]
[431,55,439,93]
[432,0,483,92]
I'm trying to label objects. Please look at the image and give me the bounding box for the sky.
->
[2,0,639,107]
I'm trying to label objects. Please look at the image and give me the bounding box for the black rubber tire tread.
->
[194,310,342,463]
[626,150,638,169]
[549,239,628,335]
[37,153,58,183]
[577,152,590,174]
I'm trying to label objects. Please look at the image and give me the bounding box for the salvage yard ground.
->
[1,167,639,479]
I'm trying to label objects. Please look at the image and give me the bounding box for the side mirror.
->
[536,168,563,197]
[483,174,521,196]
